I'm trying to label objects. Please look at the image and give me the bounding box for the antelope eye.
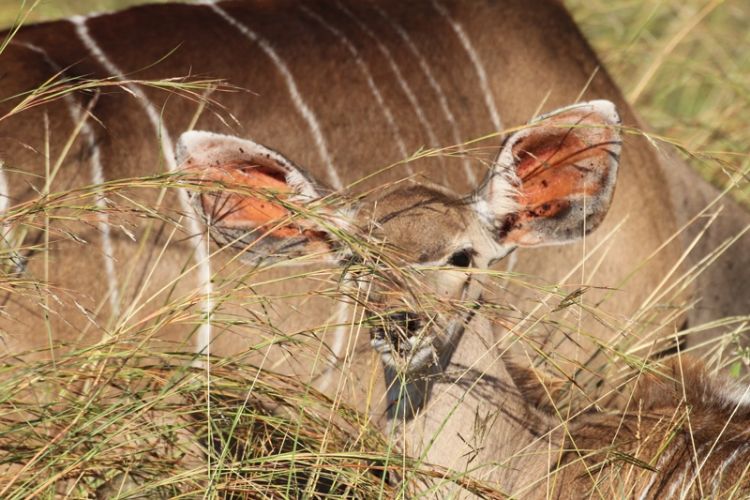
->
[448,249,473,268]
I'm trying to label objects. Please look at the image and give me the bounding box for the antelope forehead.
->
[364,184,470,261]
[379,208,467,262]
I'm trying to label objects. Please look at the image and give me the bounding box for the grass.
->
[0,0,749,498]
[0,0,165,26]
[566,0,750,206]
[0,348,401,497]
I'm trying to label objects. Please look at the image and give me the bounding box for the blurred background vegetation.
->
[2,0,748,205]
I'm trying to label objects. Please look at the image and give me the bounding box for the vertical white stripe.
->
[637,446,677,500]
[666,457,692,499]
[316,292,352,393]
[299,6,410,163]
[679,442,713,499]
[710,442,750,496]
[504,250,517,273]
[84,122,122,317]
[431,0,502,133]
[0,163,7,215]
[208,4,343,190]
[20,42,121,317]
[372,3,476,185]
[72,16,212,354]
[721,382,750,408]
[0,160,24,274]
[334,1,439,161]
[0,158,12,270]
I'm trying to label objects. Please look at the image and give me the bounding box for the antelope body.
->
[508,357,750,498]
[1,0,749,494]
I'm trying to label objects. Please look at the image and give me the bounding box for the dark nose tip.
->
[388,311,422,334]
[369,311,425,357]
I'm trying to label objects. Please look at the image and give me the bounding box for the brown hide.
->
[0,0,748,492]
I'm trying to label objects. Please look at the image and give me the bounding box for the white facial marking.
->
[209,4,342,190]
[369,234,489,375]
[72,16,213,355]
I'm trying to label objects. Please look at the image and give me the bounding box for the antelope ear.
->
[476,100,621,247]
[177,131,348,263]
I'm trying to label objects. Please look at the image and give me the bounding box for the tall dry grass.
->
[0,0,748,498]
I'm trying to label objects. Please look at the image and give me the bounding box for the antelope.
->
[506,356,750,498]
[178,98,621,411]
[1,0,748,493]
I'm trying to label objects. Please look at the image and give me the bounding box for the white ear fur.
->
[176,130,324,201]
[530,99,619,127]
[474,100,621,247]
[176,131,357,263]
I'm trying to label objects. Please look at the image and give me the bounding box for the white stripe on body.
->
[710,442,750,496]
[301,2,423,372]
[209,4,343,190]
[679,442,712,499]
[666,454,693,499]
[323,0,452,370]
[20,42,122,318]
[315,288,353,393]
[0,150,13,272]
[0,162,7,215]
[637,445,678,500]
[721,382,750,408]
[371,3,476,185]
[0,146,8,217]
[666,440,714,499]
[299,6,410,166]
[430,0,502,133]
[72,16,212,354]
[334,1,439,165]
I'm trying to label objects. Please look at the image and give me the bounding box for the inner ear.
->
[478,100,621,248]
[177,131,346,263]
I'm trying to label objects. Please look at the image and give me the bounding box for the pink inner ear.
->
[193,161,329,242]
[500,115,618,246]
[200,161,290,226]
[514,132,607,217]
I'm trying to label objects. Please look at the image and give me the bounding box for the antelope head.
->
[177,100,621,376]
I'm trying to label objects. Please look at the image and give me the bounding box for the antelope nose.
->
[387,311,422,334]
[369,311,425,358]
[369,311,423,345]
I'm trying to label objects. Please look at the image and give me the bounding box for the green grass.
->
[568,0,750,206]
[0,0,166,26]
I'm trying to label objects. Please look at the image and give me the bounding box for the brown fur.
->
[0,0,748,493]
[508,357,750,498]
